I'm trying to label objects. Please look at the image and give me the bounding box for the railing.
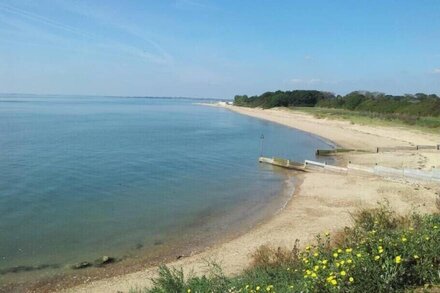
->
[260,157,440,182]
[348,163,440,182]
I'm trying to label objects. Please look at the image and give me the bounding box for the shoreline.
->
[57,173,307,293]
[34,105,440,292]
[2,171,296,293]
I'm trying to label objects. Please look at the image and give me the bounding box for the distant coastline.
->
[0,92,231,102]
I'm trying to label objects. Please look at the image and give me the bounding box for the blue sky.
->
[0,0,439,99]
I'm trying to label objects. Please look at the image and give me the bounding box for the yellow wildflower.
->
[314,252,319,257]
[401,237,407,242]
[395,255,402,264]
[346,248,352,253]
[331,279,337,286]
[306,246,311,251]
[256,286,260,291]
[187,289,191,293]
[356,253,362,258]
[414,255,419,259]
[347,259,353,264]
[374,255,380,261]
[322,259,328,265]
[340,270,346,276]
[337,248,342,253]
[340,260,345,265]
[349,277,354,283]
[311,272,317,278]
[333,252,338,258]
[314,265,319,271]
[306,270,312,275]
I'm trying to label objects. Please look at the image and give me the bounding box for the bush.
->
[234,90,335,108]
[142,204,439,293]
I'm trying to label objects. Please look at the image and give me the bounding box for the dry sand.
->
[63,105,440,293]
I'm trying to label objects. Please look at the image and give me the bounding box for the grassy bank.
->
[135,202,439,292]
[294,107,440,130]
[233,90,440,129]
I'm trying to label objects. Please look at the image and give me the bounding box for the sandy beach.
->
[63,105,440,293]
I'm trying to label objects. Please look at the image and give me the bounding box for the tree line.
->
[233,90,440,117]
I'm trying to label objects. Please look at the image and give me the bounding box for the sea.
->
[0,95,333,284]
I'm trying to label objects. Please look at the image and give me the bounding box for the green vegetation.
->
[233,90,334,108]
[296,107,440,130]
[234,90,440,128]
[137,203,440,292]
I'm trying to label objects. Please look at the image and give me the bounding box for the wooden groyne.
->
[259,157,307,172]
[316,145,440,155]
[316,148,364,156]
[376,144,440,152]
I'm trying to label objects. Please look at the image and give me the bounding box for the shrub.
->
[142,204,439,293]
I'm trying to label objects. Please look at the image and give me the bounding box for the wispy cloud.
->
[58,1,174,65]
[433,68,440,74]
[0,1,173,65]
[173,0,215,10]
[0,2,94,40]
[290,78,322,85]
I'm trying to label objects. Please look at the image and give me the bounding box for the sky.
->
[0,0,439,99]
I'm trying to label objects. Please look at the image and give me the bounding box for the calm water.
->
[0,95,332,277]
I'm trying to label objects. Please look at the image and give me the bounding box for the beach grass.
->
[134,202,440,292]
[293,107,440,131]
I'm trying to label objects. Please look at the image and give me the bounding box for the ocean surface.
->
[0,95,332,279]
